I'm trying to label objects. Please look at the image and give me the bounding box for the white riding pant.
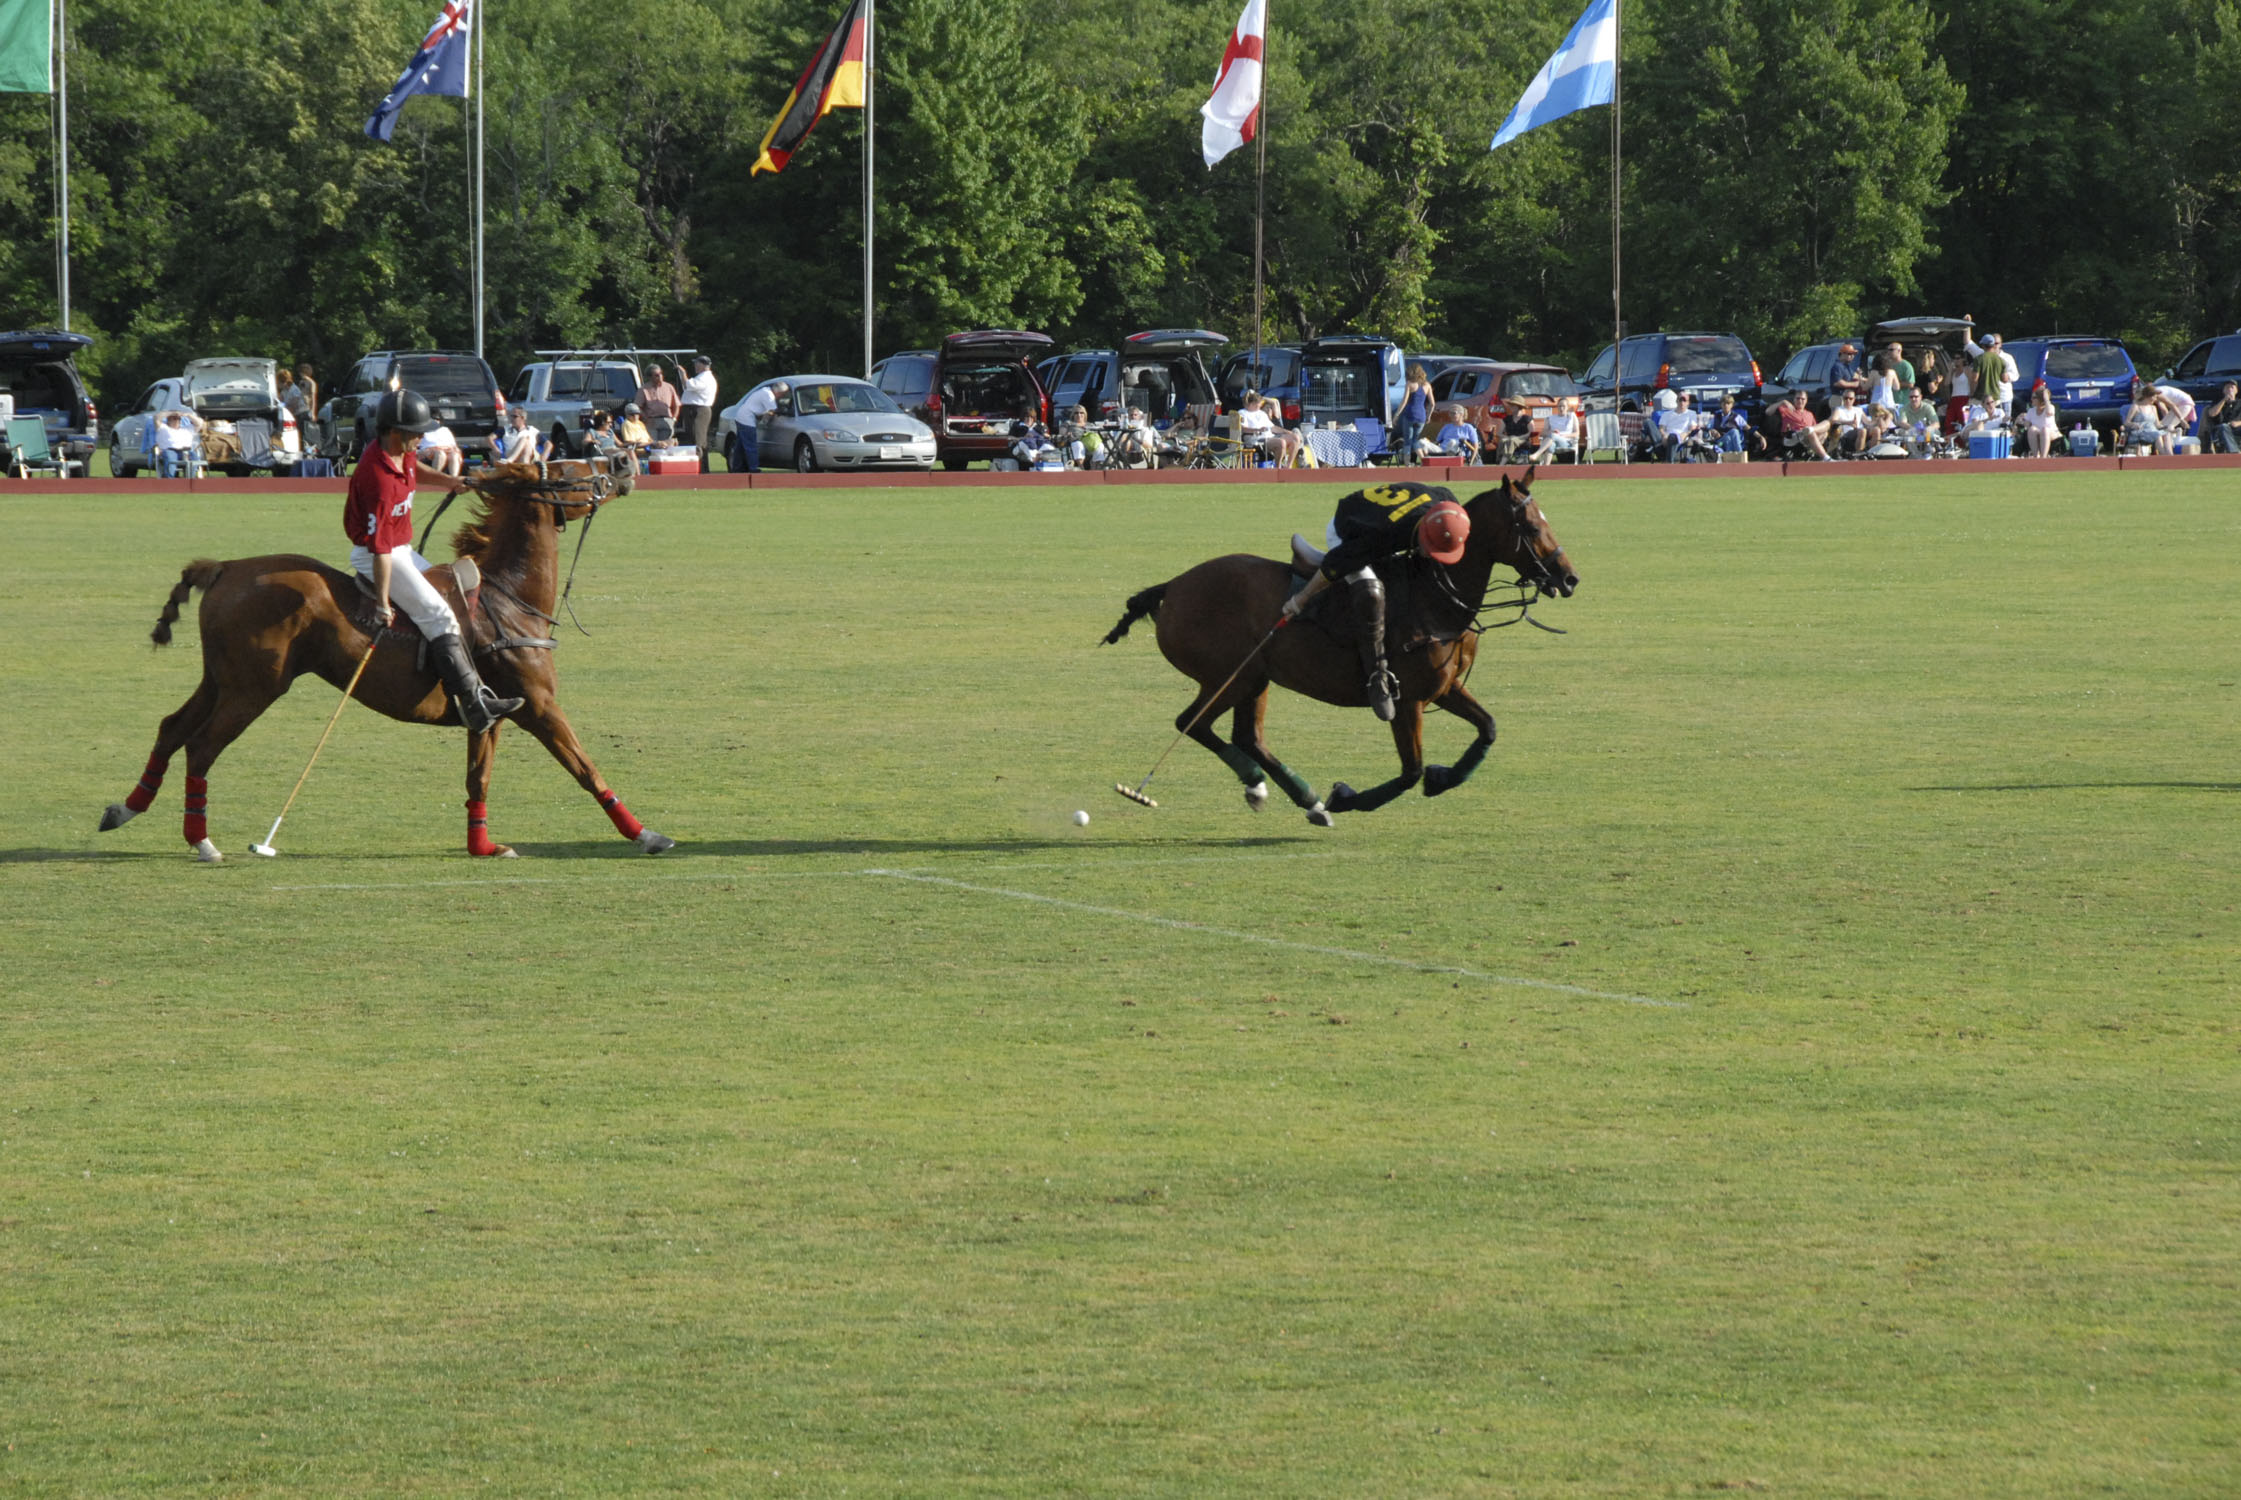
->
[351,545,459,637]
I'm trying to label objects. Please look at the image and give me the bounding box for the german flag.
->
[752,0,868,175]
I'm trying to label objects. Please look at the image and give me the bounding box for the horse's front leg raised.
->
[511,700,675,855]
[1326,701,1426,815]
[1423,683,1496,797]
[463,722,516,857]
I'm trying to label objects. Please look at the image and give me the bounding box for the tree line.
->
[0,0,2233,408]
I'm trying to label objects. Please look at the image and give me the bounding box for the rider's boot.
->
[430,632,524,735]
[1349,574,1398,723]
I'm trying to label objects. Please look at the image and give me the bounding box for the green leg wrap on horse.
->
[1261,759,1318,809]
[1216,743,1264,785]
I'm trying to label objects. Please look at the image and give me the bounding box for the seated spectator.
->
[1541,397,1581,461]
[2202,379,2241,454]
[499,406,548,465]
[1498,406,1540,463]
[2151,381,2198,446]
[418,423,464,478]
[1900,387,1940,452]
[1826,389,1872,456]
[1010,404,1060,468]
[1961,394,2007,435]
[1058,405,1108,468]
[1714,393,1764,459]
[1427,408,1481,463]
[1651,390,1698,462]
[2016,386,2061,457]
[1777,389,1833,460]
[582,408,636,477]
[152,408,206,478]
[1234,390,1298,465]
[616,401,654,459]
[2121,390,2170,454]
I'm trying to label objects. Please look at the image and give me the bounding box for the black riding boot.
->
[1348,574,1398,722]
[430,633,523,735]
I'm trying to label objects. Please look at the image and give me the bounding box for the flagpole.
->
[1610,0,1623,460]
[1251,0,1265,376]
[473,0,484,358]
[862,0,874,379]
[53,0,67,330]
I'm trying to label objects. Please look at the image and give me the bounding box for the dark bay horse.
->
[99,461,674,861]
[1102,469,1577,825]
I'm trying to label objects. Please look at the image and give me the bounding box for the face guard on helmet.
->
[1415,500,1469,564]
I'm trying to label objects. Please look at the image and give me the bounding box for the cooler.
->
[2067,428,2099,457]
[646,447,699,475]
[1968,433,2010,460]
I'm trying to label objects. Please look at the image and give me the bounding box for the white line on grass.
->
[861,869,1687,1010]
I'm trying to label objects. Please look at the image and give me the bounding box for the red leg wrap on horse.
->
[124,755,167,813]
[465,799,503,858]
[183,776,209,845]
[598,791,643,840]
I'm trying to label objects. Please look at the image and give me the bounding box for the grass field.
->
[2,472,2236,1496]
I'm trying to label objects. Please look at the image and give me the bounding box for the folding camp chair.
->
[1581,411,1628,464]
[7,415,71,478]
[1353,416,1391,463]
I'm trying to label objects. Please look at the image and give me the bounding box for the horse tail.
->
[1102,583,1167,645]
[150,560,223,647]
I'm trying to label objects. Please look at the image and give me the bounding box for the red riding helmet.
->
[1415,500,1469,563]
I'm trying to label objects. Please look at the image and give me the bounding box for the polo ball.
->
[1072,810,1091,827]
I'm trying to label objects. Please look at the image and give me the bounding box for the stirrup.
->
[1365,669,1399,722]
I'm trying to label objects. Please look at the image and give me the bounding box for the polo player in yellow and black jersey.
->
[1282,481,1470,722]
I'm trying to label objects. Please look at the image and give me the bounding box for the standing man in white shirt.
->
[678,355,719,472]
[724,381,789,472]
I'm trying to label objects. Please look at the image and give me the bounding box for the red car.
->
[1430,360,1580,446]
[872,330,1053,470]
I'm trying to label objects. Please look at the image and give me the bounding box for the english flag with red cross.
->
[1200,0,1265,169]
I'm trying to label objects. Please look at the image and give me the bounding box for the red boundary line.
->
[6,452,2238,496]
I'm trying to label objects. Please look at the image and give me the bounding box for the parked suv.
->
[1043,329,1228,424]
[0,329,97,467]
[871,330,1052,469]
[109,358,304,476]
[2001,336,2138,439]
[508,355,645,456]
[1216,343,1304,422]
[1299,333,1406,429]
[321,350,506,465]
[2161,329,2241,413]
[1579,332,1762,417]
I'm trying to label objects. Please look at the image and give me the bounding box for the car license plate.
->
[880,445,901,460]
[2073,386,2100,398]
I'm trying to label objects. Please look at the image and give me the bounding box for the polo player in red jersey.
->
[347,388,522,733]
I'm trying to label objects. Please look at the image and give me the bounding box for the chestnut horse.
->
[1101,469,1577,825]
[99,461,674,860]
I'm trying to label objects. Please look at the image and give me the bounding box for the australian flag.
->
[365,0,472,142]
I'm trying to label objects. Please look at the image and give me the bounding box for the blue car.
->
[2160,330,2241,416]
[1999,337,2138,439]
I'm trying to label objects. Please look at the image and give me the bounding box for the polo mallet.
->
[248,639,378,857]
[1115,617,1288,808]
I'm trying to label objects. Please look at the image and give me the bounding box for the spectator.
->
[2017,386,2061,457]
[1392,364,1433,465]
[1826,388,1873,456]
[152,408,205,477]
[724,381,789,472]
[1541,397,1580,461]
[2201,380,2241,453]
[418,422,464,478]
[1777,389,1833,460]
[636,364,680,442]
[499,405,548,465]
[1714,393,1764,459]
[1420,405,1481,464]
[1236,390,1301,466]
[2121,389,2170,454]
[1010,403,1059,468]
[1651,389,1698,462]
[1865,358,1901,422]
[1964,329,2017,418]
[1828,343,1866,403]
[1901,387,1940,452]
[677,355,718,473]
[2151,381,2198,447]
[1881,341,1916,393]
[616,401,654,460]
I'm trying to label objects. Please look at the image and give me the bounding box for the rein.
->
[1429,494,1567,636]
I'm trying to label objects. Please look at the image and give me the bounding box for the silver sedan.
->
[718,375,937,472]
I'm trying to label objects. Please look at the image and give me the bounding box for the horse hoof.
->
[1326,782,1358,814]
[1243,782,1269,811]
[1305,803,1334,828]
[1423,766,1456,796]
[99,803,137,831]
[635,828,676,856]
[190,838,224,864]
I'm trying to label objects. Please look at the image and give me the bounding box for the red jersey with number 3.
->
[343,443,416,554]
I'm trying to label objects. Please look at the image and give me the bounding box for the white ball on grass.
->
[1072,810,1091,827]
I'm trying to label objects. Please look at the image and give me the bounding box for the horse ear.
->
[1520,461,1537,488]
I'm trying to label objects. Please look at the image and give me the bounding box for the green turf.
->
[2,473,2236,1496]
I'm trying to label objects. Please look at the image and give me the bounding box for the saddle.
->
[347,558,557,665]
[1283,534,1465,655]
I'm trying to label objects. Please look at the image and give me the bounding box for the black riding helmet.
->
[376,387,438,436]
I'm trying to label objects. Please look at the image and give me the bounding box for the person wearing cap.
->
[616,401,653,452]
[1280,481,1472,722]
[1964,326,2017,418]
[1828,343,1866,404]
[342,389,521,734]
[677,355,718,472]
[723,380,790,472]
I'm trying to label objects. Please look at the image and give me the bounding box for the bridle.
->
[416,466,615,637]
[1429,488,1567,636]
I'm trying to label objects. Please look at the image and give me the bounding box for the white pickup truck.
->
[505,358,644,458]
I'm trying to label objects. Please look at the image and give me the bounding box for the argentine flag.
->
[1491,0,1617,149]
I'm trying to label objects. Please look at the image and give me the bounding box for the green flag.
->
[0,0,52,94]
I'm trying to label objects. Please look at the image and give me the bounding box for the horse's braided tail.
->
[1102,583,1167,645]
[150,560,223,646]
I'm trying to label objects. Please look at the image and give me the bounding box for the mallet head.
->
[1113,782,1158,808]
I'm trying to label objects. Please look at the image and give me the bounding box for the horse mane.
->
[448,496,500,563]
